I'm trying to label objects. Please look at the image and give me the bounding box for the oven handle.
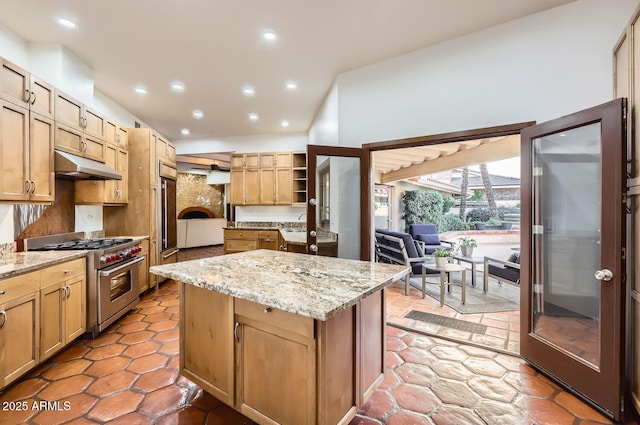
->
[100,256,144,277]
[162,249,180,259]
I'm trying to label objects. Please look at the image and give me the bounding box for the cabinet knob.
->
[264,307,272,314]
[0,290,5,295]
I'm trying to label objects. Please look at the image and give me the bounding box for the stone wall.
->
[177,173,225,218]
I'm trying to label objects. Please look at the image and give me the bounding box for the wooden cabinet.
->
[230,151,298,205]
[105,120,128,149]
[75,142,128,205]
[224,229,279,254]
[0,59,55,119]
[181,283,234,405]
[0,271,40,388]
[179,283,383,425]
[54,91,106,162]
[137,239,150,294]
[0,257,86,389]
[156,135,176,167]
[235,298,316,424]
[292,151,307,205]
[39,258,86,361]
[0,100,54,202]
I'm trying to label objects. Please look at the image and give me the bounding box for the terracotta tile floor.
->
[0,247,637,424]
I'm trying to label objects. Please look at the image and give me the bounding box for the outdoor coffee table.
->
[453,255,483,287]
[421,263,466,306]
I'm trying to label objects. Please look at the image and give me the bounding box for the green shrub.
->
[465,208,491,224]
[440,214,469,232]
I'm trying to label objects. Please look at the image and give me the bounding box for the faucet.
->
[298,212,306,220]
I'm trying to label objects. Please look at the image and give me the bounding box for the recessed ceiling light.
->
[192,110,204,119]
[134,86,147,95]
[285,81,298,90]
[280,120,289,128]
[248,113,259,121]
[262,29,278,42]
[170,81,185,92]
[242,86,255,97]
[56,18,78,29]
[181,128,190,136]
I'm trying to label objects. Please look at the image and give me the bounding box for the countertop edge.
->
[0,251,89,280]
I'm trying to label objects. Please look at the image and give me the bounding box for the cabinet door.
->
[83,134,105,162]
[29,76,55,119]
[116,125,128,148]
[245,154,260,168]
[157,136,176,166]
[276,152,292,168]
[138,254,149,294]
[231,154,245,169]
[259,168,276,204]
[149,238,158,289]
[245,169,260,205]
[0,292,39,387]
[181,284,234,404]
[29,113,54,202]
[55,91,83,130]
[260,152,276,168]
[64,276,85,342]
[236,322,315,425]
[116,148,128,202]
[54,123,84,157]
[40,281,65,361]
[103,143,119,203]
[83,106,105,139]
[0,59,29,108]
[276,167,293,205]
[105,120,117,145]
[229,170,245,205]
[0,100,29,201]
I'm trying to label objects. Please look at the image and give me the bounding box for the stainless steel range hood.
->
[55,150,122,180]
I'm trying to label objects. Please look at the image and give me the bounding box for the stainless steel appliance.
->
[159,161,179,265]
[25,232,143,338]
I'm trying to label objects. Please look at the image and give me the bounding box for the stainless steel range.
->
[25,232,144,338]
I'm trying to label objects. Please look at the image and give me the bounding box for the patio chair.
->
[374,229,438,295]
[408,224,454,255]
[483,252,520,292]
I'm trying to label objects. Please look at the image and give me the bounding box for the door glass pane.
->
[531,123,601,368]
[316,156,359,259]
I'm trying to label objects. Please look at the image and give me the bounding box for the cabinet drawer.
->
[0,271,40,302]
[225,229,259,239]
[259,239,278,250]
[235,298,314,338]
[258,230,278,240]
[225,239,258,252]
[41,258,86,287]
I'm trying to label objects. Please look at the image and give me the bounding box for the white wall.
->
[175,133,308,155]
[333,0,640,147]
[309,84,339,146]
[235,205,306,223]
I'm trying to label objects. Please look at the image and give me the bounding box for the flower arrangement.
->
[457,237,477,248]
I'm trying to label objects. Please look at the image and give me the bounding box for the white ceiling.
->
[0,0,575,141]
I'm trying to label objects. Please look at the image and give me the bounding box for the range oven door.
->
[97,256,144,330]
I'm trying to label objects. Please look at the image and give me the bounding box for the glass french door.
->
[306,146,370,261]
[520,98,626,420]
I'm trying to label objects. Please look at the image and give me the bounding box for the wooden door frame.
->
[519,99,626,420]
[307,145,371,261]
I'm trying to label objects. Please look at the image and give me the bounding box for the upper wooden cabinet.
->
[54,91,107,162]
[156,135,176,167]
[0,100,54,202]
[0,59,55,119]
[75,142,128,205]
[105,120,128,148]
[230,151,300,205]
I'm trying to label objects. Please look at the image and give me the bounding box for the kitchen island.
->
[150,250,409,425]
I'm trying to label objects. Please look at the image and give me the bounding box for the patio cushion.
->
[417,234,441,245]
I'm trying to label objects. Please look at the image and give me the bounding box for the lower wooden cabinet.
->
[224,229,281,254]
[138,239,150,294]
[180,282,386,425]
[0,257,86,389]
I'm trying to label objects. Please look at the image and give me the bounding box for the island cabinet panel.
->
[181,284,234,405]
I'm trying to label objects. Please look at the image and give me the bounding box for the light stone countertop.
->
[150,250,409,321]
[0,251,88,280]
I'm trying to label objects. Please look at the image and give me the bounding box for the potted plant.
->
[432,247,453,267]
[486,219,502,230]
[457,236,477,257]
[473,221,486,230]
[501,221,513,230]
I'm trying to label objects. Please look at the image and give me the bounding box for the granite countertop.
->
[0,251,88,280]
[150,250,409,321]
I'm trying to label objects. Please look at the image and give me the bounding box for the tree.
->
[459,167,469,220]
[479,163,499,219]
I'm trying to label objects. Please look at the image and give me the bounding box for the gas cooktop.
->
[31,238,133,251]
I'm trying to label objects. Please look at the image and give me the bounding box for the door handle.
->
[309,244,318,253]
[0,310,6,329]
[594,269,613,281]
[234,322,240,342]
